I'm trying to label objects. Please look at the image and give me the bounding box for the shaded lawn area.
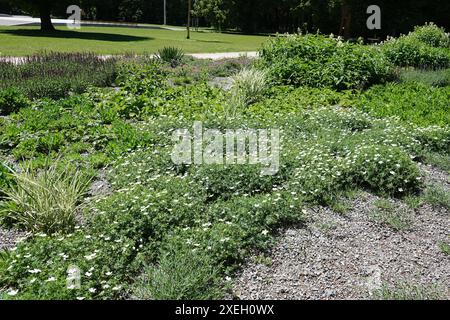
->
[0,25,269,56]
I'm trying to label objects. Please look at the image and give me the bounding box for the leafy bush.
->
[0,229,137,300]
[0,88,30,115]
[0,53,117,100]
[410,23,450,48]
[156,47,185,67]
[382,36,450,69]
[351,145,422,195]
[259,34,393,90]
[357,83,450,126]
[0,162,92,234]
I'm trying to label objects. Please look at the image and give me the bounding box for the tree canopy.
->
[1,0,449,37]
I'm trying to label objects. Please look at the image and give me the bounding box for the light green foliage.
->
[410,23,450,48]
[132,241,223,300]
[423,184,450,210]
[0,162,91,234]
[382,24,450,69]
[399,68,450,87]
[357,83,450,126]
[228,68,268,114]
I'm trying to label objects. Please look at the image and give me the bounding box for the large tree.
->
[3,0,81,31]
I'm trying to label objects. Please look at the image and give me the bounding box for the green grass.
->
[376,283,445,300]
[0,26,268,56]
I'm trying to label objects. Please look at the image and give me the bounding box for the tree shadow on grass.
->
[0,29,152,42]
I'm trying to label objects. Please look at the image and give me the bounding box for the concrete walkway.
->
[190,52,258,59]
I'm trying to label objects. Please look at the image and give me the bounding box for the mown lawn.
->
[0,25,268,56]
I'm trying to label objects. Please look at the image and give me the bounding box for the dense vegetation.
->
[2,0,449,37]
[0,54,117,100]
[0,24,449,300]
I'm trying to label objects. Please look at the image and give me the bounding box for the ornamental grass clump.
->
[0,162,91,234]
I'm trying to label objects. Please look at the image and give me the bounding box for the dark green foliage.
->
[0,88,30,115]
[156,47,185,67]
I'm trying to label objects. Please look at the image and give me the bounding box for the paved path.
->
[190,52,258,60]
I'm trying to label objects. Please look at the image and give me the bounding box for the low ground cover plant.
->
[399,68,450,87]
[356,82,450,126]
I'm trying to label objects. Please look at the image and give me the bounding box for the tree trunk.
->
[187,0,191,39]
[339,0,352,38]
[39,2,55,31]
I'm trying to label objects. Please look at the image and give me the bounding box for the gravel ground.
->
[233,166,450,300]
[0,227,27,251]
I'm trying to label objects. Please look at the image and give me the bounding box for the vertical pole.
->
[163,0,167,25]
[187,0,191,39]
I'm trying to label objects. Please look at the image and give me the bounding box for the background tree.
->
[0,0,448,36]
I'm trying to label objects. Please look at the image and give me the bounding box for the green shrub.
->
[410,23,450,48]
[191,165,286,201]
[0,162,92,234]
[0,88,30,115]
[351,145,422,196]
[0,229,137,300]
[382,36,450,69]
[259,34,393,90]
